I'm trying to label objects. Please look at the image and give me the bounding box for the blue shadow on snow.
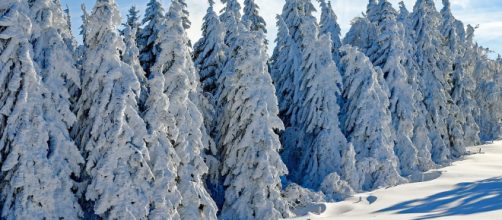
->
[376,177,502,220]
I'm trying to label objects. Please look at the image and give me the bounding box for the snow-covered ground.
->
[290,141,502,220]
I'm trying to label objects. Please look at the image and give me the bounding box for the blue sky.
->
[62,0,502,56]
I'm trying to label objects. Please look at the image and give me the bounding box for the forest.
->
[0,0,501,219]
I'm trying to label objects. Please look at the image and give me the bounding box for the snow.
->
[288,141,502,220]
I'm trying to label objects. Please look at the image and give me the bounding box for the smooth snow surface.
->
[289,141,502,220]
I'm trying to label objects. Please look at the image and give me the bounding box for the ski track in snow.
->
[288,141,502,220]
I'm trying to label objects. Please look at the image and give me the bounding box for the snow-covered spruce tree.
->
[152,1,218,218]
[138,0,165,74]
[30,0,80,102]
[28,0,81,129]
[179,0,191,29]
[242,0,266,33]
[411,0,465,162]
[77,4,89,58]
[194,0,227,96]
[141,32,183,220]
[440,0,465,56]
[366,0,421,176]
[125,6,140,30]
[123,19,183,219]
[71,0,153,218]
[343,16,378,57]
[0,1,83,218]
[289,16,357,194]
[122,25,148,109]
[217,27,290,220]
[271,0,317,128]
[439,0,469,152]
[280,0,316,45]
[474,46,502,141]
[220,0,242,46]
[270,16,307,178]
[440,0,480,147]
[450,24,480,147]
[366,0,379,23]
[192,0,227,207]
[270,16,302,129]
[396,0,436,172]
[319,0,343,64]
[274,0,317,167]
[339,45,405,191]
[47,0,77,51]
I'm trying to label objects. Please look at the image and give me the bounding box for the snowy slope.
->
[289,141,502,220]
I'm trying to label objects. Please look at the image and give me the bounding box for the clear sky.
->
[62,0,502,56]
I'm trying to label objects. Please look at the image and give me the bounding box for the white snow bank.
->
[288,141,502,220]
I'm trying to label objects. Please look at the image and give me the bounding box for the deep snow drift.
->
[289,141,502,220]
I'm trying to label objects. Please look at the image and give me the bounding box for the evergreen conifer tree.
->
[339,45,405,191]
[72,0,152,218]
[151,1,218,218]
[217,28,290,220]
[0,1,83,218]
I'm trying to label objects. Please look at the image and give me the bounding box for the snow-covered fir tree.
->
[179,0,191,29]
[71,0,153,218]
[280,0,316,45]
[151,1,218,218]
[339,45,405,191]
[220,0,242,46]
[48,0,77,54]
[395,0,436,172]
[273,1,319,183]
[217,27,290,220]
[319,0,343,64]
[440,0,480,147]
[242,0,267,33]
[449,24,481,147]
[192,0,227,207]
[438,0,468,153]
[125,6,140,30]
[122,25,148,108]
[193,0,227,96]
[343,16,378,57]
[411,0,465,163]
[366,0,379,23]
[141,31,183,220]
[138,0,165,74]
[28,0,81,128]
[440,0,465,56]
[271,0,316,128]
[0,1,83,218]
[270,16,302,128]
[474,45,502,141]
[287,15,357,193]
[366,0,421,176]
[121,19,183,219]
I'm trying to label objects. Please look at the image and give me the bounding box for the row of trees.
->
[0,0,501,219]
